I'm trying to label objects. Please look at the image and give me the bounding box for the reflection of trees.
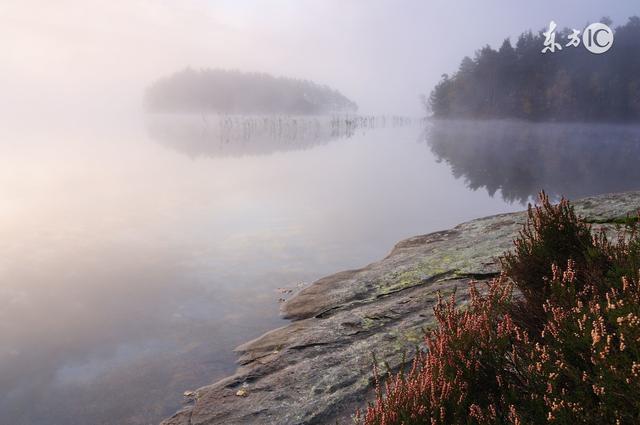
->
[146,114,409,158]
[426,120,640,203]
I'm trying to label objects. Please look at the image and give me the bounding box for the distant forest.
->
[426,17,640,121]
[144,68,358,115]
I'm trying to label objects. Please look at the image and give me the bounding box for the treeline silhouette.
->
[144,68,358,115]
[426,17,640,122]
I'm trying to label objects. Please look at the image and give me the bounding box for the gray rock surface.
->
[161,191,640,425]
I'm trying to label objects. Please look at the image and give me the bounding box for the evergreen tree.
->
[427,17,640,122]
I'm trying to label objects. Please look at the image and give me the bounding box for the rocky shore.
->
[161,191,640,425]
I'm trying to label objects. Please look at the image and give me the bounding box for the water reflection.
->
[426,120,640,203]
[146,114,413,157]
[0,122,519,425]
[0,225,281,424]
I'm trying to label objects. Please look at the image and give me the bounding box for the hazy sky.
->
[1,0,638,116]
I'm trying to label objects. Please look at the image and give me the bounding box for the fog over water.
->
[1,1,637,118]
[2,115,640,423]
[2,1,640,424]
[0,119,526,424]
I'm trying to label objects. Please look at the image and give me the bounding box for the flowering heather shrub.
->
[357,194,640,425]
[522,261,640,423]
[356,280,522,425]
[500,192,610,334]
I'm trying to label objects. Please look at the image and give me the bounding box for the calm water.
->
[1,116,638,424]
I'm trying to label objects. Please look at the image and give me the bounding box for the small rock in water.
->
[183,390,196,398]
[276,287,293,294]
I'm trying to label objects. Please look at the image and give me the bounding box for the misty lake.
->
[1,116,640,424]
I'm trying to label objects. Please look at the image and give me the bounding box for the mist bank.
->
[144,69,358,115]
[426,17,640,122]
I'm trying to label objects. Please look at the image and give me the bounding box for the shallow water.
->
[1,116,638,424]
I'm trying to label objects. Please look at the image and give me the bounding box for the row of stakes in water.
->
[201,115,418,142]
